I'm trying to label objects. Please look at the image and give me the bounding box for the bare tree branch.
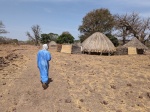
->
[26,25,41,46]
[0,21,8,34]
[114,12,150,44]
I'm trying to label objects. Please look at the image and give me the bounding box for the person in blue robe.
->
[37,44,51,89]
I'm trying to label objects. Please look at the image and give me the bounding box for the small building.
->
[49,41,57,47]
[81,32,116,55]
[116,37,148,55]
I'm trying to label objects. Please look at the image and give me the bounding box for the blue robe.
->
[37,49,51,83]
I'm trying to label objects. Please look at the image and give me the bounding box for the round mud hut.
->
[49,41,57,47]
[123,37,148,49]
[120,37,148,54]
[81,32,116,55]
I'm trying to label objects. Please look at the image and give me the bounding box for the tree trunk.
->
[122,30,126,45]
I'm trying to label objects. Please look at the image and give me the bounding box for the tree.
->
[78,35,88,43]
[0,21,8,34]
[56,31,74,44]
[40,34,50,44]
[26,25,41,46]
[48,33,59,42]
[114,12,150,44]
[105,33,119,47]
[40,33,59,44]
[78,8,115,42]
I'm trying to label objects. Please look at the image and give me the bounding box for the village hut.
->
[121,37,148,54]
[81,32,116,55]
[49,41,57,47]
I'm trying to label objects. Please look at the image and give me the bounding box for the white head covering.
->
[43,44,48,50]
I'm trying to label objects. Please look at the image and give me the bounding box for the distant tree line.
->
[26,25,74,45]
[1,8,150,47]
[40,33,59,44]
[78,8,150,46]
[0,36,19,45]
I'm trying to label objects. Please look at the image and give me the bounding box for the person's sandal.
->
[42,83,48,89]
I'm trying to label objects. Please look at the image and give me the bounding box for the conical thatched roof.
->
[82,32,116,53]
[123,37,148,50]
[49,41,57,46]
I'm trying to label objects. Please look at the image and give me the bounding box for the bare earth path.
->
[0,45,150,112]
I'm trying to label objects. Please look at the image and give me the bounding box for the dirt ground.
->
[0,45,150,112]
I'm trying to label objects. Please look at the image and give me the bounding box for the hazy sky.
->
[0,0,150,41]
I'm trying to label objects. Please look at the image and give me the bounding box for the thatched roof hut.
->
[116,37,148,55]
[82,32,116,54]
[122,37,148,50]
[49,41,57,47]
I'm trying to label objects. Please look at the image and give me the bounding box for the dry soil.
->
[0,45,150,112]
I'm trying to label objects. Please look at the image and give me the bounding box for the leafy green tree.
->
[79,8,115,42]
[49,33,59,42]
[40,33,59,44]
[40,34,50,44]
[105,33,119,47]
[56,32,74,44]
[78,35,88,43]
